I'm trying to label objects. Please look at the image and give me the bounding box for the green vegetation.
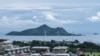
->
[6,24,81,36]
[0,39,7,42]
[85,52,100,56]
[12,39,100,52]
[1,39,100,54]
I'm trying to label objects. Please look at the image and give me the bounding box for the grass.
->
[85,52,100,56]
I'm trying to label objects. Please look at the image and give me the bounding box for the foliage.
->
[0,39,7,42]
[12,39,100,52]
[6,24,74,36]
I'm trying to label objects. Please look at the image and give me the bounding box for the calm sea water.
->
[0,35,100,43]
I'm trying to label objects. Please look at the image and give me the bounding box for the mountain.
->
[6,24,75,36]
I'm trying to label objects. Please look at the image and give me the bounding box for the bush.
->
[87,54,89,56]
[98,55,100,56]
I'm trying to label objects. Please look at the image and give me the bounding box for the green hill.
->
[6,24,75,36]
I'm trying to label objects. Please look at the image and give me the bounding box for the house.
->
[0,40,13,55]
[53,46,68,53]
[31,46,50,53]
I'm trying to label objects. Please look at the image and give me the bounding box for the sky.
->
[0,0,100,35]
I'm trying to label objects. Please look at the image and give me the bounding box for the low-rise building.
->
[53,46,68,53]
[5,46,30,55]
[32,46,50,53]
[0,40,13,55]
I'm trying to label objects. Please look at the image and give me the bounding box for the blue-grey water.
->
[0,35,100,43]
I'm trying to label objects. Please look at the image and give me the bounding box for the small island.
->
[6,24,80,36]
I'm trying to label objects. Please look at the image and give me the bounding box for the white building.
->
[53,46,68,53]
[31,53,41,56]
[0,41,13,54]
[42,53,55,56]
[55,53,70,56]
[32,46,50,53]
[5,46,30,55]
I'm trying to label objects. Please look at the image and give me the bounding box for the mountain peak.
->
[6,24,75,36]
[38,24,50,29]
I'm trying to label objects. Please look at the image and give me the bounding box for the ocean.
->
[0,35,100,43]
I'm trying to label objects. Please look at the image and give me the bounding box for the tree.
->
[0,39,7,42]
[74,39,79,43]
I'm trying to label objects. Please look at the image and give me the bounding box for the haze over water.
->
[0,35,100,43]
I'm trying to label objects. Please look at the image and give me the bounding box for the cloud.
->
[0,16,39,29]
[87,12,100,22]
[42,11,77,24]
[32,10,78,27]
[0,10,77,29]
[0,9,79,35]
[0,0,56,10]
[0,15,77,30]
[45,13,66,24]
[1,0,100,10]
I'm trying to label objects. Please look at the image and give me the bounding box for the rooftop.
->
[53,46,68,49]
[32,46,49,49]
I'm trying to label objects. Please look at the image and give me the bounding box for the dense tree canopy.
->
[12,39,100,52]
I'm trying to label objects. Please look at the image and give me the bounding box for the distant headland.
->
[6,24,81,36]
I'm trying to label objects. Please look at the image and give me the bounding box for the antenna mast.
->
[44,30,47,36]
[57,31,60,36]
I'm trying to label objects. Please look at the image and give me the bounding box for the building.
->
[31,46,50,53]
[0,40,30,55]
[53,46,68,53]
[5,46,30,55]
[55,53,70,56]
[0,46,5,55]
[42,53,55,56]
[76,48,85,56]
[0,40,13,55]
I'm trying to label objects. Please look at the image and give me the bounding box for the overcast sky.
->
[0,0,100,35]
